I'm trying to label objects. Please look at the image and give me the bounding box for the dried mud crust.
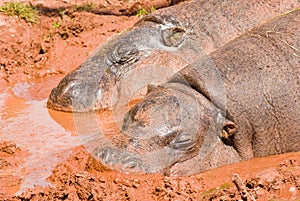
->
[0,142,28,197]
[1,144,300,201]
[28,0,187,15]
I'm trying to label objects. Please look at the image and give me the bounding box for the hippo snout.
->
[47,77,103,112]
[93,146,145,172]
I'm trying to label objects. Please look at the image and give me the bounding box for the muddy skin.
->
[94,10,300,176]
[47,0,300,112]
[93,82,242,175]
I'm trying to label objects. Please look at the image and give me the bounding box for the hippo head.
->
[47,15,188,112]
[93,82,242,176]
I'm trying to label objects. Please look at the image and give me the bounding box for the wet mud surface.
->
[0,1,300,200]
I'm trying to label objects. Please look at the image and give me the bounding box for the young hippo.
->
[93,9,300,176]
[47,0,300,112]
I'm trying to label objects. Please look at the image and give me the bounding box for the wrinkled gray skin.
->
[47,0,300,112]
[94,10,300,176]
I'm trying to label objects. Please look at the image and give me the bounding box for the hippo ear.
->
[136,14,185,47]
[220,120,237,145]
[146,84,157,94]
[161,27,185,47]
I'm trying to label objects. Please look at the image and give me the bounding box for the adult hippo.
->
[47,0,300,112]
[93,9,300,176]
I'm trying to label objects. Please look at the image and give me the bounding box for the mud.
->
[0,1,300,200]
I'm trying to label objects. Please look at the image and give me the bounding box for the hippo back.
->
[154,0,300,54]
[210,10,300,158]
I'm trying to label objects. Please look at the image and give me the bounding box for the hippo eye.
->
[106,44,139,78]
[161,27,185,47]
[106,40,138,66]
[170,132,194,151]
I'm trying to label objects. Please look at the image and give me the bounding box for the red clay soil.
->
[0,1,300,200]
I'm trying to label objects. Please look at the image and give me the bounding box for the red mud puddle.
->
[0,82,81,194]
[0,62,140,192]
[0,80,125,196]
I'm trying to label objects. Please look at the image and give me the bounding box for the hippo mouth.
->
[92,143,196,175]
[93,146,146,172]
[91,126,219,176]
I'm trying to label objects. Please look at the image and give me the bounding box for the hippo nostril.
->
[62,81,77,95]
[172,139,193,150]
[61,79,88,98]
[94,147,143,171]
[124,158,137,169]
[96,148,112,163]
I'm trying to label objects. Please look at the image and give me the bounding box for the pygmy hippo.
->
[47,0,300,112]
[93,9,300,176]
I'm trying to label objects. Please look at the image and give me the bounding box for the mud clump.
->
[198,159,300,201]
[0,142,28,197]
[29,0,186,16]
[1,144,300,200]
[0,142,23,171]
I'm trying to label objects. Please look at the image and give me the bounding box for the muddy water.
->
[0,80,139,195]
[1,81,300,200]
[0,83,80,193]
[0,82,88,194]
